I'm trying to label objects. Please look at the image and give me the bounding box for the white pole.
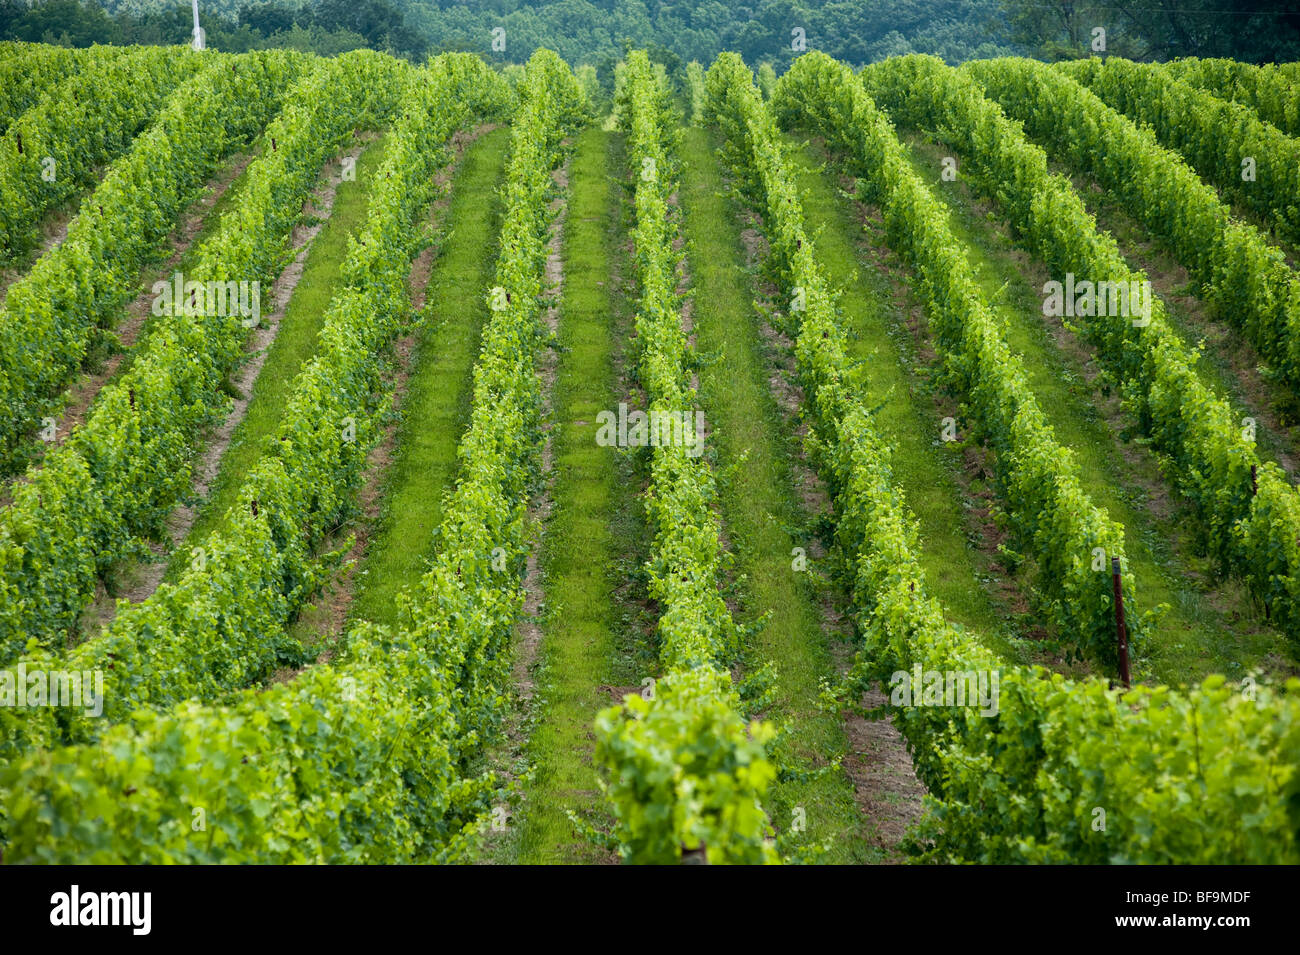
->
[191,0,205,50]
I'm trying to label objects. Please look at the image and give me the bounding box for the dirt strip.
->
[270,123,496,670]
[79,143,369,637]
[513,157,570,705]
[49,152,255,451]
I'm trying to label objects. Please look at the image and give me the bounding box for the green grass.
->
[888,131,1296,686]
[506,127,644,865]
[347,126,511,629]
[788,140,1025,663]
[162,135,390,582]
[680,128,871,863]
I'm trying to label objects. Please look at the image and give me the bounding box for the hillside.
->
[0,34,1298,881]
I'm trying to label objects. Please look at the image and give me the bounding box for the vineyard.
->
[1,39,1299,867]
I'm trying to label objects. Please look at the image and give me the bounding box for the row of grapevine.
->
[0,50,305,478]
[0,51,584,862]
[0,44,97,136]
[0,46,201,263]
[1061,58,1300,246]
[960,59,1300,392]
[956,59,1300,394]
[0,56,513,764]
[387,44,585,805]
[592,51,778,865]
[0,50,409,662]
[970,56,1300,352]
[1164,57,1300,138]
[920,56,1300,641]
[772,52,1139,666]
[685,60,706,123]
[714,51,1300,864]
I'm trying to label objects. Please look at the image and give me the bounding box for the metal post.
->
[191,0,205,50]
[1111,556,1130,688]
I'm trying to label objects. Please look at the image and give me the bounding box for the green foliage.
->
[767,51,1138,667]
[1062,57,1300,247]
[574,62,600,111]
[407,0,1020,70]
[592,51,778,866]
[0,53,513,765]
[594,668,778,865]
[0,42,89,135]
[0,49,585,862]
[0,44,199,262]
[998,0,1300,62]
[684,60,704,125]
[0,49,304,477]
[2,0,1024,68]
[2,638,482,863]
[1165,57,1300,139]
[0,49,410,660]
[922,55,1300,643]
[718,51,1300,863]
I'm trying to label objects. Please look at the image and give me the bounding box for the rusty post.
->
[1111,556,1130,689]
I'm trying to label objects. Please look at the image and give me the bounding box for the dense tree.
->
[39,0,1295,65]
[1,0,424,56]
[237,1,296,37]
[1,0,121,44]
[999,0,1300,61]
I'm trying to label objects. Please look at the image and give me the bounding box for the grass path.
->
[680,128,876,862]
[347,126,511,629]
[787,142,1027,665]
[888,133,1296,686]
[486,128,650,864]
